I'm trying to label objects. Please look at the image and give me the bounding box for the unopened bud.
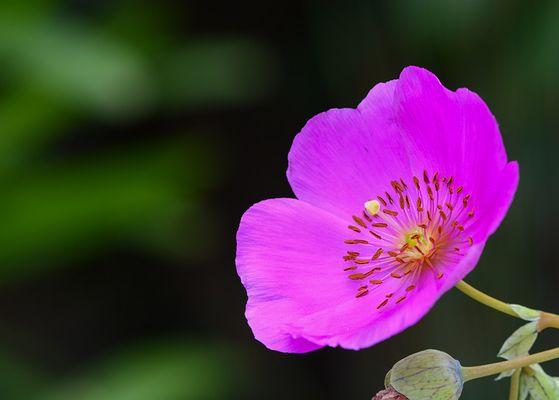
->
[385,349,464,400]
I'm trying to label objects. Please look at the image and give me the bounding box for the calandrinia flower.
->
[236,66,518,353]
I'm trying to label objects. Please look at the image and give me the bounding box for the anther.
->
[353,215,367,228]
[396,296,406,304]
[348,225,361,233]
[344,239,369,245]
[371,222,388,228]
[356,289,369,298]
[423,170,429,183]
[372,248,384,260]
[400,178,408,190]
[413,176,420,189]
[377,299,389,309]
[406,285,416,292]
[383,209,398,217]
[369,230,382,240]
[416,197,423,212]
[369,279,382,285]
[377,196,387,207]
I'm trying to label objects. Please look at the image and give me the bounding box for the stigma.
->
[342,170,475,310]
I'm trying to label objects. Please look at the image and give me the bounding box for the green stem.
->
[462,347,559,382]
[455,281,559,331]
[455,280,517,317]
[509,369,521,400]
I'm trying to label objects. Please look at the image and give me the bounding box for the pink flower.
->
[236,66,519,353]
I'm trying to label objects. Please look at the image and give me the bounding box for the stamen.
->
[385,191,394,204]
[377,299,389,309]
[372,248,384,260]
[355,289,369,298]
[343,170,475,306]
[383,209,398,217]
[344,239,369,245]
[353,215,367,228]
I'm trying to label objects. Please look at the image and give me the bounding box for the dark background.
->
[0,1,557,399]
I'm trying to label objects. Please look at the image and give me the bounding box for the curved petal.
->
[287,80,417,220]
[236,198,356,352]
[394,67,519,240]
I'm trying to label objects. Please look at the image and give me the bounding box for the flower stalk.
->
[455,280,559,331]
[454,280,517,317]
[462,347,559,382]
[508,369,520,400]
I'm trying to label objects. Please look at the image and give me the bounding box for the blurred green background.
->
[0,1,556,399]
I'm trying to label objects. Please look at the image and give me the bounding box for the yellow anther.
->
[364,199,380,216]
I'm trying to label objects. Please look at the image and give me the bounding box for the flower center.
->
[342,170,475,310]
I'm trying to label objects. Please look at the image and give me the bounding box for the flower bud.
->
[385,349,463,400]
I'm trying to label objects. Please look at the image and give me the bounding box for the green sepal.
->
[495,369,515,381]
[519,364,559,400]
[510,305,541,322]
[498,321,539,360]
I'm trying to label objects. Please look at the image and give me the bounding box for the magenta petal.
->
[395,67,519,240]
[236,198,355,352]
[287,80,416,220]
